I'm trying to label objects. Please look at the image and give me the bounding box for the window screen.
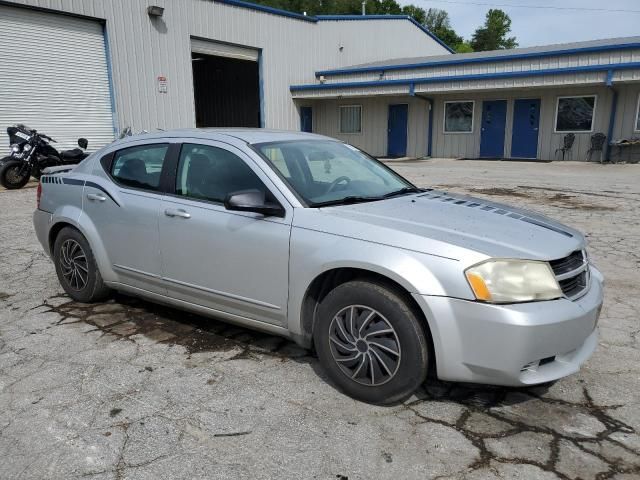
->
[111,144,168,191]
[444,101,474,133]
[555,96,596,132]
[339,105,362,134]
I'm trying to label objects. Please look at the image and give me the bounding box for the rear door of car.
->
[158,139,292,327]
[85,140,176,294]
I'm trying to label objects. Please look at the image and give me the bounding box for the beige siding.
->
[318,47,640,86]
[308,96,430,157]
[430,86,615,160]
[7,0,449,143]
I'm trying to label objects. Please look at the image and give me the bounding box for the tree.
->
[252,0,469,52]
[401,5,426,24]
[424,8,463,51]
[470,9,518,51]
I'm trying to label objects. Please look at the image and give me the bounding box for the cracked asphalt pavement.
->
[1,159,639,479]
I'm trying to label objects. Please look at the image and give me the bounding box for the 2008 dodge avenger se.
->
[33,129,603,404]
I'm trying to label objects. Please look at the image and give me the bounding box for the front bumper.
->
[414,266,604,386]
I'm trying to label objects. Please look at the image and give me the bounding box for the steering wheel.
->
[327,176,351,193]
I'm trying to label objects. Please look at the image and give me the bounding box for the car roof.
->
[111,128,336,146]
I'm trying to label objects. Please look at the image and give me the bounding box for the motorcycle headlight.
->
[11,143,20,153]
[465,259,562,303]
[23,144,31,151]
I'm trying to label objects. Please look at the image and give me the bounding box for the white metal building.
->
[0,0,449,150]
[1,0,639,162]
[293,37,640,161]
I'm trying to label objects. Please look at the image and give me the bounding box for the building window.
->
[635,93,640,132]
[555,96,596,132]
[339,105,362,134]
[444,101,474,133]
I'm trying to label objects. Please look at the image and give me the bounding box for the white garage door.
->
[0,5,114,152]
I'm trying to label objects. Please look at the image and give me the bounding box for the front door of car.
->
[85,141,173,294]
[158,141,292,326]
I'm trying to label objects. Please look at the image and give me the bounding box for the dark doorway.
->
[191,53,260,127]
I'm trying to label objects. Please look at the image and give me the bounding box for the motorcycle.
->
[0,124,89,189]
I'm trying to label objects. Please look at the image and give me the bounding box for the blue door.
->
[511,99,541,158]
[479,100,507,158]
[387,104,408,157]
[300,106,312,132]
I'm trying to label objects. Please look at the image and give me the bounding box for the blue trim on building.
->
[102,23,118,137]
[292,61,640,92]
[315,15,453,53]
[426,98,434,158]
[405,18,455,53]
[214,0,316,22]
[606,89,618,162]
[212,1,453,50]
[315,42,640,78]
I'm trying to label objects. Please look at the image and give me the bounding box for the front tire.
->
[314,280,429,405]
[0,158,30,189]
[53,227,110,303]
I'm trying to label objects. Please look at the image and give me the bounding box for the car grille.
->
[549,250,589,300]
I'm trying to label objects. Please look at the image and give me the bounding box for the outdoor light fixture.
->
[147,5,164,17]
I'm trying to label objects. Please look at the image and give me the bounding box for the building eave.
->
[315,41,640,78]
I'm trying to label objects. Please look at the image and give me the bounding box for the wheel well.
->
[48,222,76,253]
[301,268,435,364]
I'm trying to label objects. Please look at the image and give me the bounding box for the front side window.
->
[555,96,596,132]
[256,140,414,206]
[444,101,474,133]
[111,144,168,191]
[175,143,269,203]
[339,105,362,134]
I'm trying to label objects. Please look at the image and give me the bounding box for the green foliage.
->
[424,8,463,51]
[470,9,518,51]
[249,1,518,54]
[455,41,474,53]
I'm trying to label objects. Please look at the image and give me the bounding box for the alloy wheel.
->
[60,239,89,291]
[328,305,401,386]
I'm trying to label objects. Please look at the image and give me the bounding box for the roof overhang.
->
[292,62,640,99]
[212,1,453,52]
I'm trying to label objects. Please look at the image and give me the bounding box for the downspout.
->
[412,85,434,158]
[605,69,617,162]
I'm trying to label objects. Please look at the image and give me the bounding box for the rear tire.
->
[53,227,110,303]
[0,158,30,189]
[314,280,429,405]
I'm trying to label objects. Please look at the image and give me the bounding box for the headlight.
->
[23,144,31,151]
[465,259,562,303]
[11,143,20,152]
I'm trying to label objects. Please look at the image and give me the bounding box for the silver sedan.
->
[33,129,603,404]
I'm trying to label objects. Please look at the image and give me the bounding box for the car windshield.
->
[255,140,418,207]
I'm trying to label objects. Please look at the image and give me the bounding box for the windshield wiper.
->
[310,195,385,207]
[382,187,423,198]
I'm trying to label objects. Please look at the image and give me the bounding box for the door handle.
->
[87,193,106,202]
[164,208,191,219]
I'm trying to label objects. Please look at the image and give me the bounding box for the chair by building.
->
[555,133,576,160]
[586,133,607,163]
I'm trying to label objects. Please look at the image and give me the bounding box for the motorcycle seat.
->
[60,148,85,160]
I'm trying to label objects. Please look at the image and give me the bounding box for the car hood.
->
[295,190,585,261]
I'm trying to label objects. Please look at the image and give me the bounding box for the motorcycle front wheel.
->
[0,158,31,189]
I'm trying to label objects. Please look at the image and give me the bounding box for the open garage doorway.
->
[191,39,261,128]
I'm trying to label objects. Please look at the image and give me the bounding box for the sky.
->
[398,0,640,47]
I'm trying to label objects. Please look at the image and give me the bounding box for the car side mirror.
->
[224,189,285,218]
[78,138,88,149]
